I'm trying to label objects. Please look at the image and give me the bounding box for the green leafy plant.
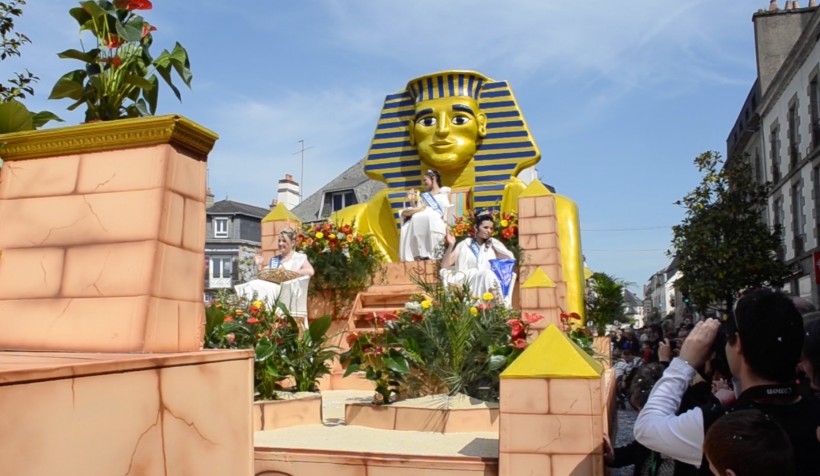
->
[0,0,61,132]
[49,0,191,121]
[560,310,595,356]
[585,272,626,336]
[297,221,384,318]
[341,280,541,404]
[205,292,338,399]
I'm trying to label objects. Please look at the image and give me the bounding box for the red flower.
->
[141,22,157,38]
[346,332,359,347]
[323,223,332,232]
[246,317,259,325]
[501,227,514,240]
[523,312,544,324]
[105,34,125,49]
[223,316,234,323]
[227,333,235,344]
[341,225,351,234]
[411,313,424,323]
[110,56,122,68]
[114,0,153,10]
[357,235,363,243]
[377,312,399,324]
[511,338,527,349]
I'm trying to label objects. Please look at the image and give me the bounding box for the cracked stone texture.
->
[0,349,254,476]
[0,144,207,352]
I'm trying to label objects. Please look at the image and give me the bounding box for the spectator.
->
[634,288,820,475]
[704,409,794,476]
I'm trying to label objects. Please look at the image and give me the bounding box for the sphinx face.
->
[409,96,486,172]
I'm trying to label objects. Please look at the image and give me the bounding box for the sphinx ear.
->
[477,112,487,138]
[408,120,416,146]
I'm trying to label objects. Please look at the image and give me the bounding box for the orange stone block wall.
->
[499,377,605,476]
[517,194,567,336]
[0,143,208,352]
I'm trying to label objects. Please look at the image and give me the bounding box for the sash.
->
[268,256,282,269]
[419,191,444,216]
[469,239,481,260]
[489,258,516,297]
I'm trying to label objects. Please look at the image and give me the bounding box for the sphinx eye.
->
[452,115,471,126]
[416,116,436,127]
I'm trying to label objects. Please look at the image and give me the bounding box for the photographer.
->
[634,288,820,475]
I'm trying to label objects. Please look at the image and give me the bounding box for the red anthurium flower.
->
[105,34,124,49]
[115,0,153,11]
[141,22,157,38]
[511,338,527,349]
[246,317,259,325]
[346,332,359,346]
[110,56,122,68]
[223,316,234,323]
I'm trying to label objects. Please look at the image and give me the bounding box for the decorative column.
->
[499,324,607,476]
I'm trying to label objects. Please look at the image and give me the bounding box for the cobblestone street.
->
[611,406,638,476]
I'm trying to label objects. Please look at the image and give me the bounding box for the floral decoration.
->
[205,292,337,399]
[340,281,542,404]
[49,0,192,121]
[451,210,521,261]
[296,221,384,318]
[560,311,595,356]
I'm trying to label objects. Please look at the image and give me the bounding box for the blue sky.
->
[9,1,768,296]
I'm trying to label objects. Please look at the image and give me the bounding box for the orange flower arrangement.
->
[451,210,521,261]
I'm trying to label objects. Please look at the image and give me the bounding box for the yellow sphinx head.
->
[406,72,488,173]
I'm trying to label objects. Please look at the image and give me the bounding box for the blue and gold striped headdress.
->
[364,70,541,230]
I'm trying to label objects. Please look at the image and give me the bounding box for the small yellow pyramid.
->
[501,324,603,379]
[584,266,594,280]
[518,179,552,198]
[522,267,556,288]
[262,202,302,223]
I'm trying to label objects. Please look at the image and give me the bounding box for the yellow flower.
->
[252,300,263,309]
[470,307,478,316]
[482,292,494,301]
[315,231,324,239]
[421,300,432,309]
[329,233,336,239]
[500,219,509,227]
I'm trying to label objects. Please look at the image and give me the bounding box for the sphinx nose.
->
[435,112,449,136]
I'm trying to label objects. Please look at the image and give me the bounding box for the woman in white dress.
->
[235,228,314,318]
[440,213,515,303]
[399,169,451,261]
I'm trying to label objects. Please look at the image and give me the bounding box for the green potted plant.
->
[48,0,191,121]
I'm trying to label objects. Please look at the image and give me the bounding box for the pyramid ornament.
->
[262,202,301,223]
[518,179,552,198]
[522,267,556,288]
[502,324,604,378]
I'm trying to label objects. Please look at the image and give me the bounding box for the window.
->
[319,190,357,218]
[788,102,800,169]
[771,125,781,183]
[774,196,785,260]
[755,150,763,184]
[792,182,805,254]
[213,217,229,238]
[210,257,231,279]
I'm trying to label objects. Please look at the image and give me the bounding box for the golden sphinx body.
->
[334,70,584,312]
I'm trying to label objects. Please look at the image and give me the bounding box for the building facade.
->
[727,4,820,302]
[204,198,270,301]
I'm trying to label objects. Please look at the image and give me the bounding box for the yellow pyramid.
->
[584,266,594,280]
[522,267,556,288]
[518,179,552,198]
[262,202,302,223]
[501,324,603,379]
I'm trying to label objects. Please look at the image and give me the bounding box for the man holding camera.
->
[634,288,820,475]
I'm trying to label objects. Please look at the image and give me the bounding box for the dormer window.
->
[213,217,229,238]
[319,190,357,218]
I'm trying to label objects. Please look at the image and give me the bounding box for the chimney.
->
[205,187,215,208]
[770,0,779,11]
[277,174,300,210]
[753,6,816,95]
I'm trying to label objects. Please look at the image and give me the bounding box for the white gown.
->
[399,188,451,261]
[234,252,310,323]
[440,238,515,304]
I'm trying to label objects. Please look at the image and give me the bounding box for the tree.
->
[0,0,60,132]
[671,151,788,314]
[585,272,626,335]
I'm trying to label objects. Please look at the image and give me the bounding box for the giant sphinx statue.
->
[334,70,584,311]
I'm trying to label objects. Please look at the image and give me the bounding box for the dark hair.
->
[474,212,494,228]
[628,362,665,410]
[704,409,794,476]
[729,288,804,382]
[425,169,442,188]
[803,319,820,388]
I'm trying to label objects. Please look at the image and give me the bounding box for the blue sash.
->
[489,259,516,297]
[268,256,282,269]
[468,239,481,260]
[419,191,444,216]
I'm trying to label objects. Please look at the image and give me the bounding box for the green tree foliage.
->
[0,0,61,132]
[671,151,788,313]
[585,272,626,335]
